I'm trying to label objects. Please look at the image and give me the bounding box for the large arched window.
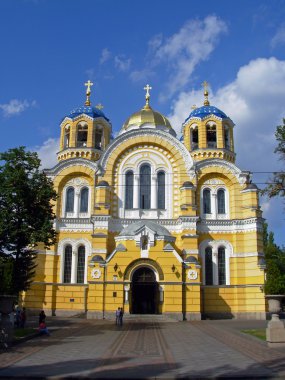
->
[80,188,89,213]
[205,247,213,285]
[77,246,85,283]
[125,171,134,209]
[157,171,165,209]
[207,125,217,148]
[66,187,75,213]
[191,127,199,150]
[64,126,70,148]
[140,164,151,209]
[95,126,103,149]
[218,247,226,285]
[203,189,211,214]
[63,245,72,283]
[217,189,226,214]
[77,122,88,147]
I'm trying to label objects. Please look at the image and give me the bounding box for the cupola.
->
[57,81,112,162]
[120,84,176,137]
[182,81,235,163]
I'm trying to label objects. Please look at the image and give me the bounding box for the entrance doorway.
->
[131,267,159,314]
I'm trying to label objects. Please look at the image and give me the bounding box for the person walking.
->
[39,310,46,325]
[119,307,124,326]
[115,307,120,325]
[20,307,26,328]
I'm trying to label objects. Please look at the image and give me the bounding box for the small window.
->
[66,187,75,212]
[203,189,211,214]
[80,188,89,213]
[157,171,165,209]
[63,245,72,283]
[125,171,134,209]
[217,189,226,214]
[77,123,88,147]
[77,246,85,283]
[224,127,230,150]
[205,247,213,285]
[64,126,70,148]
[191,128,199,150]
[95,127,103,149]
[218,247,226,285]
[207,125,217,148]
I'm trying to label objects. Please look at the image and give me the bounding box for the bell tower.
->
[57,81,112,162]
[182,81,235,163]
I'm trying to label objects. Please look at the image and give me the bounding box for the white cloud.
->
[114,55,131,72]
[33,138,59,169]
[271,24,285,48]
[129,68,154,82]
[130,16,227,100]
[100,48,112,64]
[0,99,36,117]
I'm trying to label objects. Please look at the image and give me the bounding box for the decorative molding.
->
[232,252,264,258]
[197,218,264,234]
[45,157,97,178]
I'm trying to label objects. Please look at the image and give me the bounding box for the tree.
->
[263,118,285,199]
[263,223,285,295]
[0,147,57,295]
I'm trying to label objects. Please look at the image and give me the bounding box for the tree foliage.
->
[263,222,285,295]
[0,147,57,294]
[263,118,285,198]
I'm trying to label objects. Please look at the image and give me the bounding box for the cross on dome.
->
[96,103,104,110]
[144,84,152,107]
[84,80,94,106]
[202,80,210,106]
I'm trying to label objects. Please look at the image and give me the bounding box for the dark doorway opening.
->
[131,267,159,314]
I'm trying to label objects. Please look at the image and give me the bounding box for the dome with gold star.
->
[120,85,176,137]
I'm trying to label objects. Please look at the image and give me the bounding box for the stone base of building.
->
[202,311,266,320]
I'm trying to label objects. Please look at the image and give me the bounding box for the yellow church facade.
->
[23,82,266,320]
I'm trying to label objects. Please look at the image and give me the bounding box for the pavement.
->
[0,316,285,379]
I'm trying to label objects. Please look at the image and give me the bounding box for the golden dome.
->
[121,103,175,135]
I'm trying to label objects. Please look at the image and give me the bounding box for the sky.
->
[0,0,285,246]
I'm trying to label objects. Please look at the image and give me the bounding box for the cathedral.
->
[23,81,266,320]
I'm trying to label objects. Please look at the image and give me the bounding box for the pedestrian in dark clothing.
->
[115,307,120,325]
[20,307,26,328]
[39,310,46,325]
[119,307,124,326]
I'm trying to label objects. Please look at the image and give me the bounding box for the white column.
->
[74,189,80,217]
[212,193,217,219]
[124,285,129,304]
[151,175,157,209]
[71,250,77,283]
[134,174,139,209]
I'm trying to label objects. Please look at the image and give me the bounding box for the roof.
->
[66,105,109,122]
[119,220,172,237]
[185,105,228,123]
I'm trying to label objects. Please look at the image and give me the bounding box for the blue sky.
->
[0,0,285,246]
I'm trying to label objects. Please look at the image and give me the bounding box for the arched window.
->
[63,245,72,283]
[95,126,103,149]
[157,171,165,209]
[205,247,213,285]
[64,126,70,148]
[77,246,85,284]
[140,164,151,209]
[80,188,89,213]
[224,127,230,150]
[218,247,226,285]
[77,123,88,147]
[207,125,217,148]
[66,187,75,212]
[191,128,199,150]
[125,171,134,209]
[203,189,211,214]
[217,189,226,214]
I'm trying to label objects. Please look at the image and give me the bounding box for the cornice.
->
[45,157,97,178]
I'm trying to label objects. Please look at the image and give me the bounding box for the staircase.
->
[123,314,179,323]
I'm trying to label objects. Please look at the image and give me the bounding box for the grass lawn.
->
[242,329,266,341]
[14,327,38,339]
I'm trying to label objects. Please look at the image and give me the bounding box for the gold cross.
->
[144,84,152,106]
[84,80,93,106]
[96,103,104,110]
[202,80,209,93]
[201,80,210,106]
[191,104,197,110]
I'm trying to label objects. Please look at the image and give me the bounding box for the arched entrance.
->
[131,267,159,314]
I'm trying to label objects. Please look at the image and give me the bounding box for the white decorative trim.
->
[232,252,264,258]
[91,268,102,279]
[45,157,97,179]
[188,269,198,280]
[198,218,264,234]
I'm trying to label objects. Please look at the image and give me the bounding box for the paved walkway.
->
[0,317,285,379]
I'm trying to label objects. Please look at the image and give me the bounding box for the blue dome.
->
[185,105,228,123]
[67,105,109,122]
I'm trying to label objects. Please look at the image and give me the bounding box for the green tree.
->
[263,223,285,295]
[0,147,57,295]
[263,118,285,198]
